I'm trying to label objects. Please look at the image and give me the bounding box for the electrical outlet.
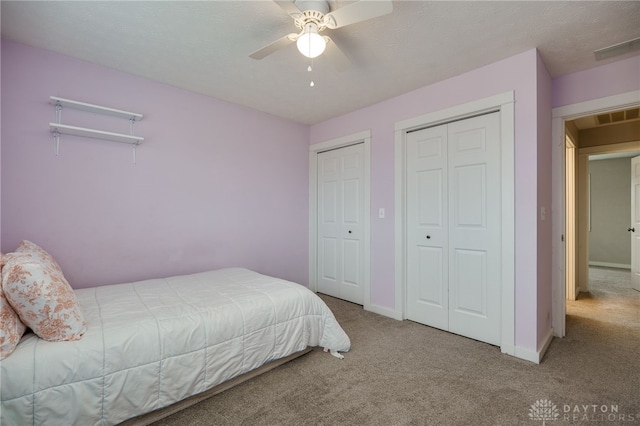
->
[379,208,385,219]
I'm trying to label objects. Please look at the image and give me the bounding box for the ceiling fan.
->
[250,0,393,71]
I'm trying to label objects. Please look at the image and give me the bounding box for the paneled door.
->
[405,112,502,346]
[317,143,365,304]
[631,156,640,292]
[405,123,449,330]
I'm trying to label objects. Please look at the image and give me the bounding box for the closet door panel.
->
[452,248,487,316]
[405,125,449,330]
[317,143,365,304]
[405,111,501,346]
[448,112,501,346]
[318,151,341,297]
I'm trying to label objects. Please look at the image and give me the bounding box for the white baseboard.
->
[513,328,554,364]
[364,303,403,320]
[589,261,631,270]
[514,346,539,363]
[500,343,515,357]
[538,328,554,363]
[364,305,555,363]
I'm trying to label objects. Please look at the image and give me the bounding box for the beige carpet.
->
[151,267,639,425]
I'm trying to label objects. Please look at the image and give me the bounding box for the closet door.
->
[317,143,365,304]
[405,124,449,330]
[405,112,501,346]
[447,113,501,346]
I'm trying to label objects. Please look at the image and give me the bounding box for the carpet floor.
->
[151,267,639,425]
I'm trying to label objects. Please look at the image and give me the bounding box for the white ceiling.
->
[2,1,639,125]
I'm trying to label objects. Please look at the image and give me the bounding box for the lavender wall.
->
[0,43,2,251]
[552,55,640,108]
[309,50,640,354]
[536,52,553,347]
[1,40,310,289]
[311,49,542,351]
[4,36,636,355]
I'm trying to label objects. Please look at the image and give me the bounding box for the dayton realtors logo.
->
[529,399,638,423]
[562,403,636,423]
[529,399,560,425]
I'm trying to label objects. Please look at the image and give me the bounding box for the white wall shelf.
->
[49,123,144,144]
[49,96,143,121]
[49,96,145,163]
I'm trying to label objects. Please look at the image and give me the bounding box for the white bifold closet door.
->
[317,143,365,304]
[405,112,502,346]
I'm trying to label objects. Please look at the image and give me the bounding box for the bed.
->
[0,267,351,426]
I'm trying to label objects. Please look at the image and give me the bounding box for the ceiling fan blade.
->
[250,33,298,59]
[323,36,350,71]
[324,0,393,29]
[273,0,302,16]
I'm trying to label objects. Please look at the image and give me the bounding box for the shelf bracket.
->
[53,130,60,156]
[55,102,63,124]
[132,142,139,165]
[53,102,62,156]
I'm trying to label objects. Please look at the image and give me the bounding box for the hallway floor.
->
[567,266,639,330]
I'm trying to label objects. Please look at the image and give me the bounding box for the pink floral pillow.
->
[16,240,65,273]
[2,242,86,342]
[0,254,27,360]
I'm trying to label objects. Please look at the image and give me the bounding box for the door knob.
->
[426,235,431,239]
[348,230,352,234]
[629,227,635,232]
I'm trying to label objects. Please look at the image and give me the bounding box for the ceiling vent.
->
[594,37,640,60]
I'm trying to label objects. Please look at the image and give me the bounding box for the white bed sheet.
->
[0,268,350,425]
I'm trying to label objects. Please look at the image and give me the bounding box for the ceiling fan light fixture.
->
[296,23,326,58]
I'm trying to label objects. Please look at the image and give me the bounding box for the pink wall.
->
[4,36,636,355]
[552,56,640,108]
[1,40,310,288]
[0,43,2,251]
[536,52,553,348]
[311,49,542,351]
[310,50,639,354]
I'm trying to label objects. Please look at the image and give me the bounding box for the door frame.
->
[551,90,640,338]
[632,155,640,291]
[565,135,577,301]
[394,91,515,356]
[309,130,371,309]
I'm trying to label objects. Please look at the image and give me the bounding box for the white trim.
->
[565,139,577,301]
[589,261,631,270]
[580,141,640,155]
[577,154,591,293]
[394,128,407,318]
[309,130,372,311]
[551,117,567,335]
[310,130,370,152]
[366,303,404,320]
[515,328,554,364]
[551,90,640,338]
[394,91,516,357]
[552,91,640,119]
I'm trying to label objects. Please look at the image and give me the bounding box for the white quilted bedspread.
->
[0,268,350,425]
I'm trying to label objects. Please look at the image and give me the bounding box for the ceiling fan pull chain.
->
[309,58,315,87]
